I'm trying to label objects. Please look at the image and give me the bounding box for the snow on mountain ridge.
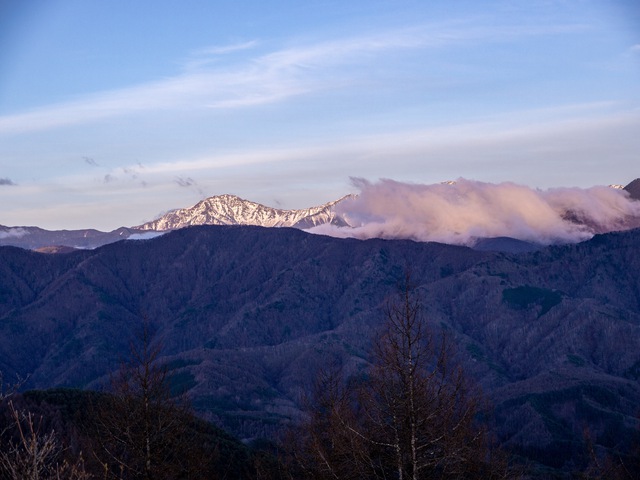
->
[137,194,353,231]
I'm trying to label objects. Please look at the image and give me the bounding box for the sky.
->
[0,0,639,231]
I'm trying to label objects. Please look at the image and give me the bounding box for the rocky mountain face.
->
[625,178,640,200]
[1,225,639,473]
[135,194,352,231]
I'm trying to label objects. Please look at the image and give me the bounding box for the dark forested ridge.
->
[1,225,639,473]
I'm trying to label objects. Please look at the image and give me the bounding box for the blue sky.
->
[1,0,639,230]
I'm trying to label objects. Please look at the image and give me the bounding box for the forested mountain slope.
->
[1,225,639,471]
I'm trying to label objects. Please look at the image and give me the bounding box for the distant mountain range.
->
[1,179,639,252]
[0,195,353,251]
[0,225,140,251]
[1,224,640,474]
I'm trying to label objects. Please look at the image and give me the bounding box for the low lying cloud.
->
[0,227,29,239]
[310,178,640,246]
[127,232,167,241]
[0,177,16,186]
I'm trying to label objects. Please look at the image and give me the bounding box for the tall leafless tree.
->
[0,373,90,480]
[286,277,516,479]
[581,425,640,480]
[90,324,208,479]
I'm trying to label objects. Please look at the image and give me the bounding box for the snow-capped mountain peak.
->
[136,194,353,231]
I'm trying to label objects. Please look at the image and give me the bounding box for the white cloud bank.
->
[310,178,640,246]
[0,227,29,239]
[127,231,167,241]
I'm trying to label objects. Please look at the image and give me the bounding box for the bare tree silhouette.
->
[287,276,516,479]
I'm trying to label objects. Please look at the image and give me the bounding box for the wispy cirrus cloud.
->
[0,20,588,135]
[183,40,260,71]
[127,102,640,180]
[192,40,259,57]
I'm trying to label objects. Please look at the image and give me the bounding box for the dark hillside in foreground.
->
[1,388,258,479]
[1,225,640,474]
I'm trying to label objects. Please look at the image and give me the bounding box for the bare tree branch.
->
[286,274,519,479]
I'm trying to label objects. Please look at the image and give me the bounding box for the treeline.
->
[1,286,638,479]
[1,388,262,479]
[0,331,263,479]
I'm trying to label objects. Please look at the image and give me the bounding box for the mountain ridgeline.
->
[2,177,639,251]
[1,225,640,473]
[135,193,353,231]
[0,194,353,250]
